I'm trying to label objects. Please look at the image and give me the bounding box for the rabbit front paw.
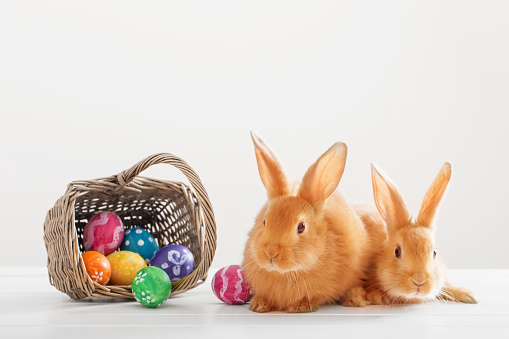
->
[342,286,370,307]
[249,295,276,313]
[366,288,391,305]
[443,285,478,304]
[285,298,319,313]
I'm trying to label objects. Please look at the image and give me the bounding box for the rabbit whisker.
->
[291,271,302,302]
[295,271,313,312]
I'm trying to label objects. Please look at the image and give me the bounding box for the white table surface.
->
[1,268,508,339]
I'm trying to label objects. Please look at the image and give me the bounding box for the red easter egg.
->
[211,265,253,305]
[83,212,124,256]
[82,251,111,285]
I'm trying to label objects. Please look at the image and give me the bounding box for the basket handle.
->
[116,153,217,279]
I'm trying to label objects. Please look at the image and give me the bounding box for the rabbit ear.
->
[417,162,452,228]
[371,163,410,230]
[299,142,348,205]
[250,131,291,198]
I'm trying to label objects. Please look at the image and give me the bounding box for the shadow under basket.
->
[43,153,217,300]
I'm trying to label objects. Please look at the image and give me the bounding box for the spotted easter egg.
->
[211,265,253,305]
[82,251,111,285]
[106,251,147,285]
[83,212,124,256]
[120,228,159,262]
[132,266,172,308]
[150,245,194,282]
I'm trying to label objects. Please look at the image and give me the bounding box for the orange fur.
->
[356,163,477,305]
[242,132,371,312]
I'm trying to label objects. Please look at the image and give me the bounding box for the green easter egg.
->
[132,266,172,307]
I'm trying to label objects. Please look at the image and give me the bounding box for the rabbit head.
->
[248,131,348,274]
[370,162,452,301]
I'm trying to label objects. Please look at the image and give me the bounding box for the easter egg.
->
[120,228,159,261]
[106,251,146,285]
[83,211,124,256]
[132,266,172,308]
[211,265,253,305]
[82,251,111,285]
[150,244,194,282]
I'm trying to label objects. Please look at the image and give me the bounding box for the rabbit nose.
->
[411,272,427,286]
[412,280,427,287]
[264,250,280,260]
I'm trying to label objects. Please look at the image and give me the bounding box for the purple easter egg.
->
[211,265,253,305]
[150,244,194,282]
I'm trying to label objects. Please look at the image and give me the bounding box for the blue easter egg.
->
[150,244,194,282]
[119,228,159,261]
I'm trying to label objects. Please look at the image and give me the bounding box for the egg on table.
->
[150,244,194,282]
[106,251,146,285]
[120,227,159,262]
[83,211,124,256]
[211,265,253,305]
[81,251,111,285]
[132,266,172,308]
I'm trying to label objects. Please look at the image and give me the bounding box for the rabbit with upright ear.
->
[242,132,372,313]
[357,163,477,305]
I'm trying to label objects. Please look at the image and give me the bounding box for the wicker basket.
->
[43,153,217,300]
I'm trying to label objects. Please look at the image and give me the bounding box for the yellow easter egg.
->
[106,251,147,285]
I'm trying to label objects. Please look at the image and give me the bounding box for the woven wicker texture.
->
[44,153,217,300]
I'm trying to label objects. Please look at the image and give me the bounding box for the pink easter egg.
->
[211,265,253,305]
[83,212,124,256]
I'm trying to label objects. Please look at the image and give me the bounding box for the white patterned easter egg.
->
[150,245,194,282]
[83,212,124,256]
[211,265,253,305]
[120,228,159,261]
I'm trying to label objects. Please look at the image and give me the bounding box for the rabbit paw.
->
[443,286,478,304]
[366,288,391,305]
[285,298,319,313]
[249,295,276,313]
[342,286,370,307]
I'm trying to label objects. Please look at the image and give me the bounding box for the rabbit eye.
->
[395,246,401,258]
[297,222,306,234]
[433,250,437,259]
[263,219,266,226]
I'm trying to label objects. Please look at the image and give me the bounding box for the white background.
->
[1,0,508,269]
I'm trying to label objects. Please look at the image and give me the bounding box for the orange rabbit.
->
[357,163,477,305]
[242,132,371,312]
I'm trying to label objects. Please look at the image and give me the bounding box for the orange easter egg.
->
[106,251,147,285]
[82,251,111,285]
